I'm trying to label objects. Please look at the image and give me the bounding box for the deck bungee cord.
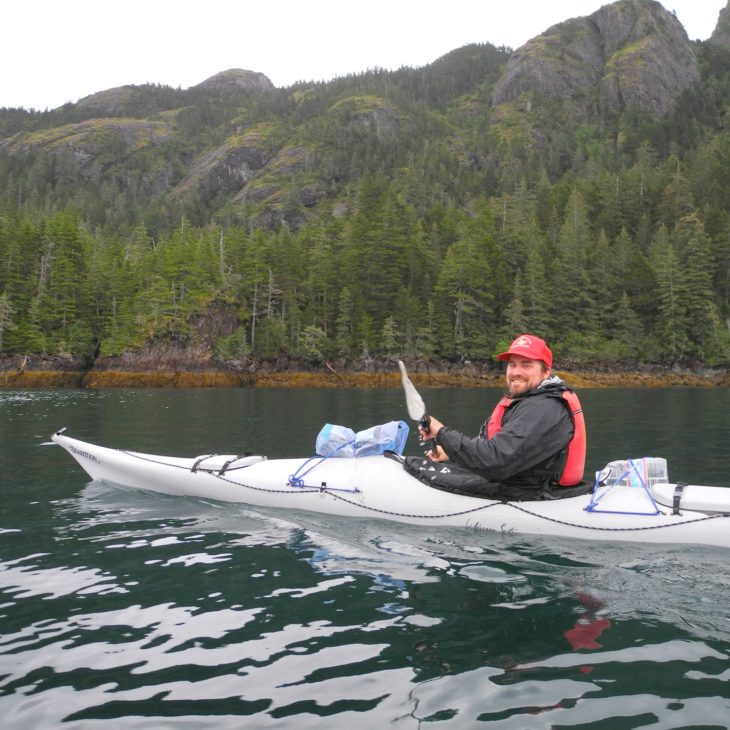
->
[120,444,728,532]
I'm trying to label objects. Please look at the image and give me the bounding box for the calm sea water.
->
[1,386,729,728]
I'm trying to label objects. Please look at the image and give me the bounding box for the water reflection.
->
[3,386,730,728]
[3,484,729,729]
[61,480,730,647]
[0,554,129,600]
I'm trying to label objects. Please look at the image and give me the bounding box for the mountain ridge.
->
[1,0,718,233]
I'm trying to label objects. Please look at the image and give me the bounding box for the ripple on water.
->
[3,387,730,728]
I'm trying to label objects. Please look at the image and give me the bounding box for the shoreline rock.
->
[1,354,727,388]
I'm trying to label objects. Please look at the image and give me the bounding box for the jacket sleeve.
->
[435,395,573,481]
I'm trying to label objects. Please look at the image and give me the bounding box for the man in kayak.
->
[416,333,587,500]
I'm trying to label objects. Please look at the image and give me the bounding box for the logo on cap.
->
[513,336,532,349]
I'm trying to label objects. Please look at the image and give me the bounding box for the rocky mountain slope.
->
[710,0,730,46]
[0,0,727,232]
[493,0,699,117]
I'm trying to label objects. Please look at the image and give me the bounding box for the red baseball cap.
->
[496,334,553,368]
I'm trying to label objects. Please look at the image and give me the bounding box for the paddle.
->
[397,360,437,455]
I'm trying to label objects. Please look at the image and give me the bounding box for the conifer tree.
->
[0,291,16,355]
[610,293,647,361]
[520,243,554,336]
[434,217,495,358]
[335,286,354,356]
[651,227,689,363]
[553,187,593,332]
[676,216,721,361]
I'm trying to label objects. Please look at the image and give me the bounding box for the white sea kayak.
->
[51,430,730,548]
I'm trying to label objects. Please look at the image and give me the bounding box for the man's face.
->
[505,355,547,396]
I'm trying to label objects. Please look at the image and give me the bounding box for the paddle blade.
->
[398,360,427,421]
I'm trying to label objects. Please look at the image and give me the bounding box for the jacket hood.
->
[538,375,566,389]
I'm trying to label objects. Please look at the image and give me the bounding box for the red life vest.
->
[486,390,586,486]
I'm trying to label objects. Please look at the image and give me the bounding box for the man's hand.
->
[418,416,448,462]
[425,444,449,462]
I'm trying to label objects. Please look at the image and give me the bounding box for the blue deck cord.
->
[587,458,661,515]
[287,440,357,491]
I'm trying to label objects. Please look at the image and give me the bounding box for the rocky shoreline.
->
[1,353,728,389]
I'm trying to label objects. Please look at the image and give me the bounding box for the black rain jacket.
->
[432,378,579,500]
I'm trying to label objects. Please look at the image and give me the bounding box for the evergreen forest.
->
[1,27,729,370]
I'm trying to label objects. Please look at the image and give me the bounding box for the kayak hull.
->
[51,431,730,548]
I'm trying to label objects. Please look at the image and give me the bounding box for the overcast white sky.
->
[3,0,726,111]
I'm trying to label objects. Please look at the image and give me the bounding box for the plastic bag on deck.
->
[595,456,668,488]
[315,420,409,458]
[316,424,356,457]
[354,420,409,457]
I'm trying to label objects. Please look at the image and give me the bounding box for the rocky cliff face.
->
[709,1,730,48]
[171,123,280,200]
[492,0,699,118]
[192,69,274,93]
[0,118,175,176]
[73,69,274,117]
[76,86,149,116]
